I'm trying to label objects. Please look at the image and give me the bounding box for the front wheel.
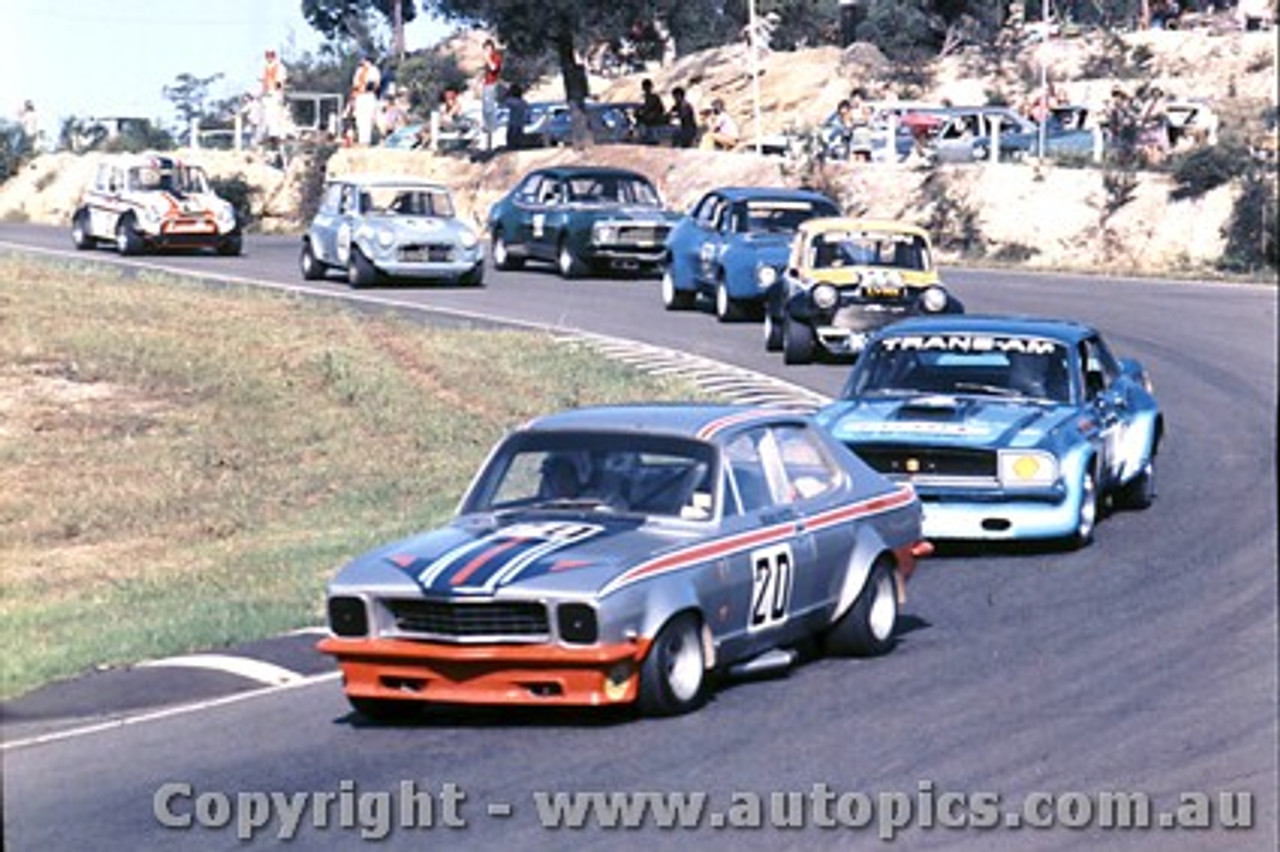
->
[763,309,783,352]
[492,230,523,271]
[637,613,707,716]
[217,232,242,256]
[347,247,378,288]
[115,216,143,256]
[661,267,695,310]
[557,240,587,279]
[825,559,898,657]
[715,279,747,323]
[1067,466,1099,549]
[782,316,816,365]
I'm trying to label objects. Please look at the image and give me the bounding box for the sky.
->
[2,0,452,141]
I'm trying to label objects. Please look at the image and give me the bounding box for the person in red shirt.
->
[481,39,503,151]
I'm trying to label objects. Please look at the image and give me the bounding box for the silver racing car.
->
[319,403,927,719]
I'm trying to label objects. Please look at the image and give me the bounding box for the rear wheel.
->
[825,559,898,657]
[347,247,378,288]
[782,316,816,364]
[71,209,94,250]
[300,240,326,280]
[115,216,142,256]
[1116,455,1156,510]
[638,613,707,716]
[763,308,784,352]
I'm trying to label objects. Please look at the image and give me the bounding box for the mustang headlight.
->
[593,224,617,245]
[920,286,949,313]
[557,603,598,644]
[328,596,369,637]
[998,450,1059,488]
[756,265,778,288]
[811,283,839,310]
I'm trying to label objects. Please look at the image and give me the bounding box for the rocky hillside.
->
[1,25,1274,277]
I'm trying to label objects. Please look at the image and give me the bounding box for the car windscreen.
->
[808,230,931,271]
[466,431,717,520]
[737,199,839,234]
[843,333,1074,403]
[361,185,455,217]
[128,165,209,194]
[566,175,660,206]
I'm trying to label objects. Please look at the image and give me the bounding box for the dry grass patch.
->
[0,257,707,697]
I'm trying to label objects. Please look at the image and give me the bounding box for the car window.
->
[693,194,721,227]
[723,430,775,515]
[1080,336,1119,399]
[515,174,544,204]
[773,425,840,501]
[809,231,930,271]
[319,183,344,215]
[739,198,839,234]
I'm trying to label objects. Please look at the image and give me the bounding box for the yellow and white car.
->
[763,218,962,364]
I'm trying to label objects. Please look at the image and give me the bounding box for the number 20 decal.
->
[749,543,794,632]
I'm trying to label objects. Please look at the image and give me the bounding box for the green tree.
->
[301,0,417,57]
[162,72,226,128]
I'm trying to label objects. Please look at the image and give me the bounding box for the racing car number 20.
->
[750,543,794,631]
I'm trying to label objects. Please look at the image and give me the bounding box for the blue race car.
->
[817,316,1164,547]
[662,187,840,322]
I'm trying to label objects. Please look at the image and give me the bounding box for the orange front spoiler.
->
[317,636,651,707]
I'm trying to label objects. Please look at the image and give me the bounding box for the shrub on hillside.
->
[208,175,258,231]
[296,144,339,225]
[1220,170,1278,273]
[1168,143,1253,201]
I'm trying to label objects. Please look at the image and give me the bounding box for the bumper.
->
[372,258,483,280]
[584,245,666,268]
[918,492,1082,540]
[317,636,650,707]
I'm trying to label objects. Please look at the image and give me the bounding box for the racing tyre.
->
[638,613,707,716]
[661,267,695,310]
[217,232,242,256]
[115,216,143,256]
[1067,466,1099,549]
[347,247,379,288]
[348,696,420,723]
[71,209,94,250]
[1116,455,1156,510]
[782,316,816,365]
[824,558,898,658]
[299,240,326,280]
[714,279,747,323]
[557,239,587,279]
[457,262,485,287]
[491,230,523,271]
[763,309,784,352]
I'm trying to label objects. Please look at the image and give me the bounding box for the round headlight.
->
[920,286,948,312]
[756,265,778,288]
[376,229,395,249]
[459,228,478,249]
[812,283,839,310]
[886,270,904,286]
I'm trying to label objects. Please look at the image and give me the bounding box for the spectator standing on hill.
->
[670,87,698,148]
[504,83,529,151]
[19,100,39,151]
[260,49,289,143]
[635,78,666,144]
[481,39,503,150]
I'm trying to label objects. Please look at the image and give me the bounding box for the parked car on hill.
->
[70,152,241,255]
[317,403,927,719]
[299,175,484,287]
[662,186,841,321]
[487,165,679,278]
[817,315,1163,547]
[765,218,962,364]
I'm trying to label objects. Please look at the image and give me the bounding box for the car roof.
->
[521,403,804,441]
[873,314,1098,344]
[529,165,652,181]
[100,152,199,169]
[799,217,931,240]
[709,186,839,204]
[327,174,449,190]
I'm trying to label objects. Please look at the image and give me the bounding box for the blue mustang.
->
[662,187,840,322]
[817,316,1163,547]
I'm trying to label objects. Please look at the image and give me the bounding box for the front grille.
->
[615,225,667,245]
[853,444,997,479]
[399,243,453,263]
[384,598,549,640]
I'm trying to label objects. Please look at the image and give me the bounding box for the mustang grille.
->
[384,598,549,640]
[399,243,453,263]
[853,444,997,480]
[615,225,667,245]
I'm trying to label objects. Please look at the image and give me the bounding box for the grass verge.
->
[0,257,708,698]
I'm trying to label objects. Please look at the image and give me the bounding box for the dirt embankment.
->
[2,26,1274,277]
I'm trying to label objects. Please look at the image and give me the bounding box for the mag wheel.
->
[661,267,695,310]
[638,613,707,716]
[492,230,522,270]
[1116,455,1156,510]
[557,239,586,279]
[782,316,816,364]
[72,209,94,250]
[347,247,378,288]
[715,279,746,322]
[824,559,898,657]
[115,216,142,256]
[300,240,325,280]
[1068,467,1098,549]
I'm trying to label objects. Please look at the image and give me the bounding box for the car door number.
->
[532,213,546,239]
[749,543,794,632]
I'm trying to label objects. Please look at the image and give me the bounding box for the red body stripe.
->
[450,538,525,586]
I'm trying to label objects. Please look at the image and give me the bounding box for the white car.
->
[71,152,241,255]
